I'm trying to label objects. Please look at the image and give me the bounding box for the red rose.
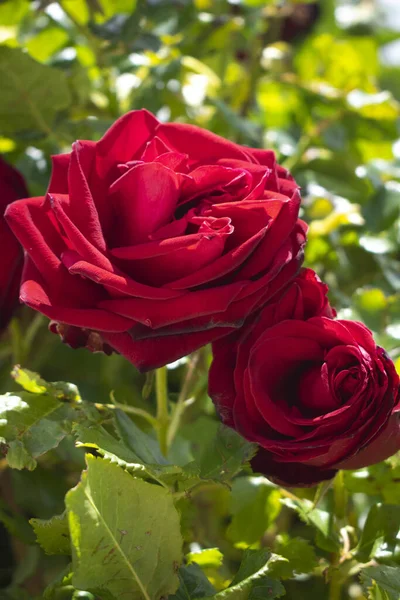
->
[6,110,306,370]
[209,314,400,487]
[0,157,28,331]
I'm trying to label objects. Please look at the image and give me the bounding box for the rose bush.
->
[0,157,28,331]
[209,279,400,486]
[5,109,306,370]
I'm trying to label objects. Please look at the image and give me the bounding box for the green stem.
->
[333,471,348,522]
[95,401,157,429]
[312,479,333,509]
[156,367,169,456]
[328,570,342,600]
[328,471,348,600]
[167,353,199,449]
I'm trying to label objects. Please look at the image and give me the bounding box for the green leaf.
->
[273,537,318,578]
[343,458,400,504]
[353,288,388,332]
[12,366,80,402]
[281,498,340,552]
[0,392,74,469]
[114,408,168,465]
[227,477,281,546]
[0,0,29,25]
[356,503,400,561]
[75,423,143,464]
[66,455,182,600]
[248,580,287,600]
[361,565,400,600]
[98,0,137,20]
[26,28,69,63]
[366,581,392,600]
[187,548,223,569]
[61,0,90,25]
[75,422,196,487]
[6,440,37,471]
[0,46,71,137]
[12,367,47,394]
[205,550,286,600]
[30,512,70,555]
[170,564,217,600]
[199,425,257,483]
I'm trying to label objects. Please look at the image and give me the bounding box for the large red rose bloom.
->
[210,300,400,487]
[0,157,28,330]
[6,110,306,370]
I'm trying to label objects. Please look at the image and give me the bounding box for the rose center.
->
[298,363,339,415]
[334,367,361,402]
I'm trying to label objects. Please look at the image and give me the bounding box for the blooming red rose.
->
[6,110,306,370]
[209,313,400,487]
[0,157,28,331]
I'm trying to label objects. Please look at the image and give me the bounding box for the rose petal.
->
[48,153,70,194]
[108,162,181,245]
[155,121,256,165]
[104,326,232,372]
[67,141,106,252]
[251,448,337,488]
[99,280,245,328]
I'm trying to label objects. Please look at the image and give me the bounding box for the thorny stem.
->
[156,367,169,456]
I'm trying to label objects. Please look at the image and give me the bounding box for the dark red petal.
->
[61,250,184,300]
[209,331,242,428]
[337,412,400,469]
[118,234,228,287]
[245,148,276,168]
[48,194,111,271]
[95,109,159,175]
[0,219,23,328]
[251,448,337,488]
[238,190,302,279]
[67,141,106,252]
[140,136,172,161]
[155,121,256,164]
[103,326,232,372]
[99,281,245,328]
[108,162,181,245]
[20,269,132,332]
[5,196,65,285]
[164,226,267,290]
[48,153,70,194]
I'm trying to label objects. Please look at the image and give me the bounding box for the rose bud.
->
[6,109,306,371]
[210,299,399,487]
[0,156,28,331]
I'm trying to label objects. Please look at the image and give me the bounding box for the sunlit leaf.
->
[30,512,71,555]
[66,455,182,600]
[0,46,71,136]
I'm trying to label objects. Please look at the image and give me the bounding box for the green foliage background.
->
[0,0,399,599]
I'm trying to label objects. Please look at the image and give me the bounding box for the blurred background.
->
[0,1,399,598]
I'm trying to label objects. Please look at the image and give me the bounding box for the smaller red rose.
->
[0,157,28,331]
[209,291,400,487]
